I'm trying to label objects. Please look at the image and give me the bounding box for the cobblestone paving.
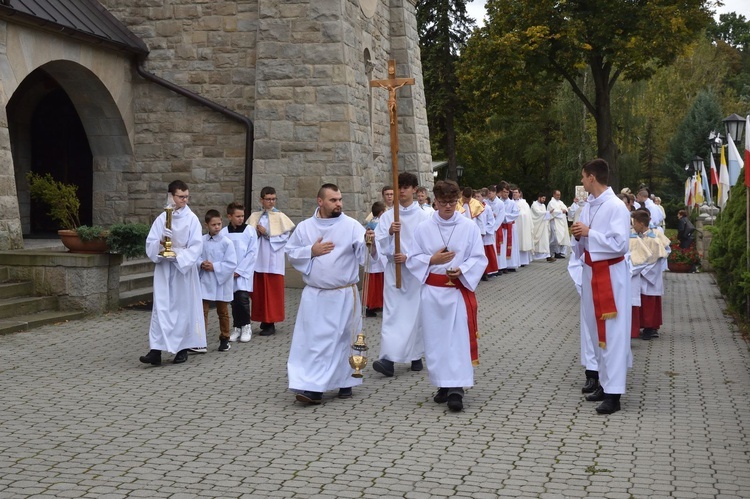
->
[1,262,749,498]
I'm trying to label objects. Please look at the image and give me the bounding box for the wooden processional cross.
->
[370,60,415,288]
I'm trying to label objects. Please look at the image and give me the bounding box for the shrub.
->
[709,176,749,314]
[26,172,80,230]
[107,223,150,258]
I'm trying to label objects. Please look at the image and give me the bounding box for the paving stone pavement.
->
[1,261,749,498]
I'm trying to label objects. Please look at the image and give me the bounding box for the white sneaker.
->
[229,327,241,342]
[239,324,252,343]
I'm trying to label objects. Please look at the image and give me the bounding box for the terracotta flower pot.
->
[667,261,692,273]
[58,230,109,254]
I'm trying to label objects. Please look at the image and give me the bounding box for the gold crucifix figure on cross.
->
[370,60,415,288]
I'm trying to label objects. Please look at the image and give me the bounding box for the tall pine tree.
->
[417,0,474,181]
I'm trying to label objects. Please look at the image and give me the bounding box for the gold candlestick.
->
[159,203,177,259]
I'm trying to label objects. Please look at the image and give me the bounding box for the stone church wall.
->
[101,0,257,220]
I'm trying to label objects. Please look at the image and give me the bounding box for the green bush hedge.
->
[708,175,749,315]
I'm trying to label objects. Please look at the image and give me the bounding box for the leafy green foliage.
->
[709,176,749,313]
[106,223,149,258]
[417,0,475,180]
[26,172,81,230]
[459,0,711,188]
[75,225,107,242]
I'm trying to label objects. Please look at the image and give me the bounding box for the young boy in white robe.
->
[247,186,295,336]
[407,180,487,412]
[632,208,670,340]
[571,159,631,415]
[628,210,653,340]
[140,180,205,366]
[286,183,376,405]
[220,202,258,343]
[198,210,238,353]
[372,172,431,377]
[364,201,387,317]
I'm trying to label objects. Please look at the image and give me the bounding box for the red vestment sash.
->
[425,273,479,365]
[250,273,285,323]
[364,272,384,309]
[495,227,503,252]
[484,245,498,274]
[583,250,624,349]
[501,222,514,257]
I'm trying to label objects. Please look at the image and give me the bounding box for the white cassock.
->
[571,187,631,395]
[515,199,533,265]
[254,210,292,275]
[500,197,520,269]
[375,201,430,363]
[146,205,206,353]
[198,232,237,302]
[419,203,435,216]
[567,253,597,373]
[406,212,487,388]
[220,224,258,292]
[530,200,552,260]
[480,202,496,246]
[643,199,665,229]
[639,229,669,297]
[548,197,571,255]
[286,210,373,393]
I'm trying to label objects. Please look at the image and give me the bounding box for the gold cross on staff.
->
[370,60,415,289]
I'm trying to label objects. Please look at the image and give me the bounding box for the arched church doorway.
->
[7,61,135,236]
[8,69,93,234]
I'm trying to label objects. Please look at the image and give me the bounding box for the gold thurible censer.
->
[159,193,177,259]
[349,235,372,378]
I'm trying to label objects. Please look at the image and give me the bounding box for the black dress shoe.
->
[447,393,464,412]
[173,349,188,364]
[481,274,489,281]
[582,377,599,393]
[640,328,654,340]
[373,359,395,377]
[338,387,353,399]
[259,324,276,336]
[411,359,423,372]
[555,253,565,259]
[433,388,449,403]
[259,322,271,330]
[295,391,323,405]
[596,395,621,414]
[139,349,161,366]
[585,386,605,401]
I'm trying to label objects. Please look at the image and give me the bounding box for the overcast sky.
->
[465,0,750,27]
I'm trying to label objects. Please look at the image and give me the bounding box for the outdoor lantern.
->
[722,113,746,143]
[456,164,464,178]
[691,155,704,174]
[709,131,723,155]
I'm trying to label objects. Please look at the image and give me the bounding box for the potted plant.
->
[26,172,109,253]
[107,223,150,258]
[668,240,700,273]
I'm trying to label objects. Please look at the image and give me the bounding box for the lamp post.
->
[723,113,746,144]
[456,164,464,180]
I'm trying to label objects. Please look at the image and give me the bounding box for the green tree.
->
[465,0,711,189]
[662,91,723,191]
[417,0,475,181]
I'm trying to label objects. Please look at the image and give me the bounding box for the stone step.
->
[119,286,153,308]
[120,258,154,277]
[119,272,153,293]
[0,280,34,299]
[0,310,87,335]
[0,266,8,281]
[0,295,59,320]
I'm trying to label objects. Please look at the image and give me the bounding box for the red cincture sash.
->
[584,250,624,349]
[495,226,503,252]
[501,222,514,257]
[425,273,479,365]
